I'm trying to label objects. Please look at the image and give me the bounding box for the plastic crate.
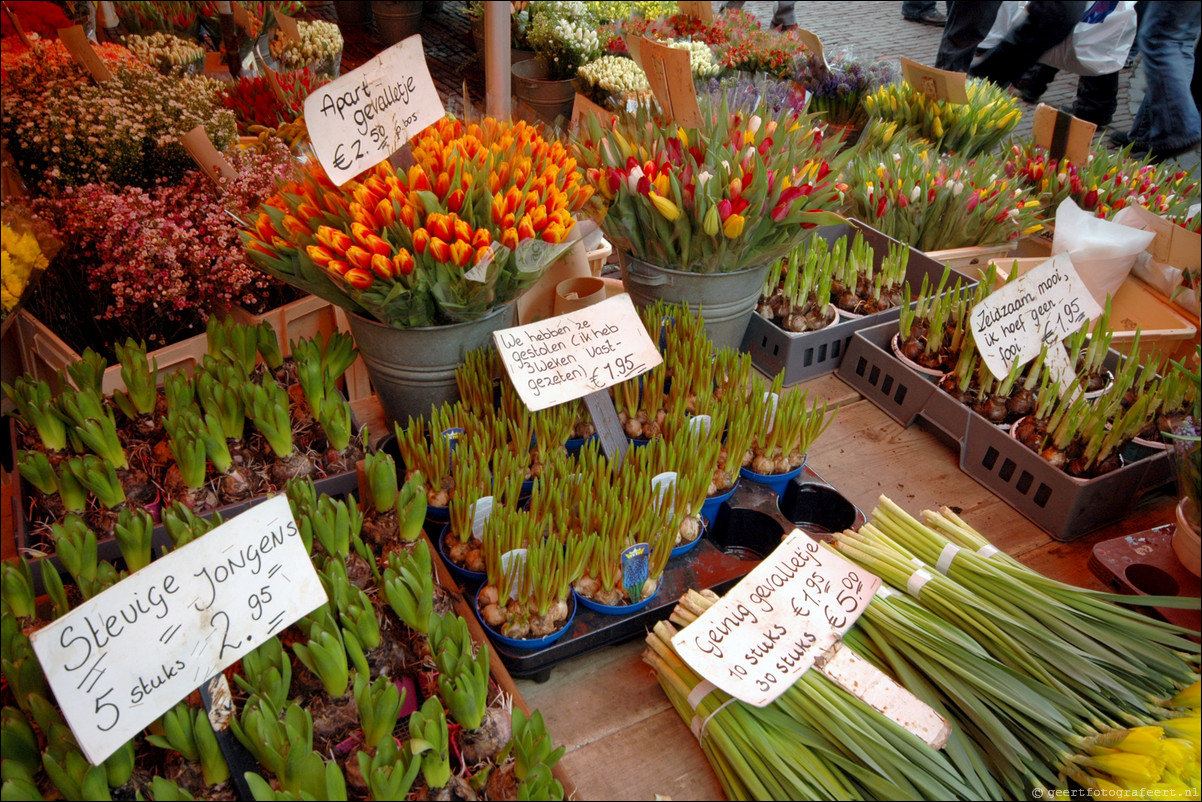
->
[742,219,958,385]
[836,321,941,429]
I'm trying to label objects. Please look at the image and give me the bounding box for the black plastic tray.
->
[434,465,865,681]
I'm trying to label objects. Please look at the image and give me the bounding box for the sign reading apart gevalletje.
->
[970,252,1102,381]
[493,293,662,412]
[672,529,880,708]
[304,34,445,185]
[30,497,326,765]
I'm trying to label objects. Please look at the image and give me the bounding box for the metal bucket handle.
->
[625,260,671,287]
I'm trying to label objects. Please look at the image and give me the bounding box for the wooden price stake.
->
[639,36,703,129]
[3,3,33,47]
[571,92,615,129]
[492,293,663,470]
[274,10,301,42]
[796,27,827,70]
[57,25,114,83]
[179,125,238,185]
[1032,103,1096,167]
[303,35,445,186]
[900,56,968,104]
[677,1,714,23]
[229,0,254,34]
[29,497,327,766]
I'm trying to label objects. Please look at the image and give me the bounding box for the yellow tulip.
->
[722,213,745,238]
[648,192,681,222]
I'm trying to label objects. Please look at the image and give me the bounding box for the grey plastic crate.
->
[742,219,957,384]
[961,414,1171,542]
[835,321,940,428]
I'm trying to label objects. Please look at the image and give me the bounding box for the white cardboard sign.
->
[970,253,1101,381]
[672,529,879,708]
[493,293,662,412]
[303,34,445,186]
[30,497,326,765]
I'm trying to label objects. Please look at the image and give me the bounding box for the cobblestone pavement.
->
[328,0,1198,169]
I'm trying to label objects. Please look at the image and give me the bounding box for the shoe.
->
[773,23,798,32]
[1146,141,1201,164]
[1107,129,1134,149]
[903,10,947,27]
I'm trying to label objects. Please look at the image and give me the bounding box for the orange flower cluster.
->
[243,116,591,326]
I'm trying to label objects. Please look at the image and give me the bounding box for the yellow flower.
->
[1079,752,1166,783]
[648,192,680,222]
[1162,716,1200,745]
[722,213,745,238]
[1170,682,1200,710]
[703,205,719,237]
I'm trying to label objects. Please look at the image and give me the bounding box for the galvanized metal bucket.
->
[346,303,515,425]
[618,252,771,351]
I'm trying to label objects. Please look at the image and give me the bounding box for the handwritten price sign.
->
[304,34,444,185]
[672,529,879,707]
[493,293,662,411]
[30,497,326,765]
[970,253,1102,381]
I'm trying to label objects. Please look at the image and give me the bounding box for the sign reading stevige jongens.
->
[304,34,445,185]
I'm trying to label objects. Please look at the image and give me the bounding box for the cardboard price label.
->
[672,529,879,708]
[639,36,703,128]
[274,10,300,42]
[304,35,445,185]
[493,293,662,412]
[58,25,113,83]
[677,1,713,22]
[571,93,615,129]
[30,497,327,765]
[179,125,237,184]
[900,56,968,104]
[970,253,1102,381]
[3,5,33,48]
[1032,103,1095,167]
[1125,204,1202,273]
[796,27,827,69]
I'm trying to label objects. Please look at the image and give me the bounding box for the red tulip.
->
[393,248,415,275]
[345,268,374,289]
[412,228,430,255]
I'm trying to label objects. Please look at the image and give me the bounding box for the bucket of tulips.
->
[573,83,847,350]
[242,116,591,425]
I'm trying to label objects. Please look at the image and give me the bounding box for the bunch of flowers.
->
[844,146,1043,251]
[1003,141,1199,221]
[574,87,846,273]
[243,116,592,328]
[795,53,898,128]
[584,0,678,23]
[2,61,235,190]
[527,1,603,80]
[114,0,200,35]
[219,67,327,134]
[863,77,1020,157]
[577,54,651,100]
[0,2,71,39]
[268,19,342,70]
[196,0,305,41]
[670,39,721,77]
[125,31,206,73]
[21,140,297,354]
[1,213,59,322]
[698,71,807,118]
[1,35,142,83]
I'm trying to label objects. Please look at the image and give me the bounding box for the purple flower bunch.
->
[794,54,898,128]
[697,73,808,119]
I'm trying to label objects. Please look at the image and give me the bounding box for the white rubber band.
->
[935,543,961,575]
[692,697,737,743]
[907,568,933,597]
[876,585,896,599]
[977,544,1000,558]
[687,680,716,711]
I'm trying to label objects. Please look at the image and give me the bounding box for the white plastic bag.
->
[1051,198,1155,306]
[980,1,1137,77]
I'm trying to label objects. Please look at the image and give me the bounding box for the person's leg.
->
[1130,1,1201,152]
[772,1,796,28]
[1016,63,1059,103]
[936,0,1003,72]
[1072,72,1119,127]
[970,1,1087,88]
[903,1,936,19]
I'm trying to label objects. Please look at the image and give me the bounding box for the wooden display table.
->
[348,372,1181,801]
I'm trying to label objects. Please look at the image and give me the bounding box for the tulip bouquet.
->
[843,147,1043,251]
[125,31,205,74]
[243,116,590,328]
[576,54,652,106]
[863,78,1020,157]
[267,19,343,74]
[113,0,201,35]
[219,67,327,135]
[573,89,846,273]
[794,53,899,129]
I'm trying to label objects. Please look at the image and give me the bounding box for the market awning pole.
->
[484,2,511,118]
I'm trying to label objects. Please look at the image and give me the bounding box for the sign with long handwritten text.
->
[30,497,326,765]
[672,530,879,707]
[493,293,661,411]
[970,253,1101,381]
[304,34,444,185]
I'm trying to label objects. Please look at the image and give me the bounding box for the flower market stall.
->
[1,2,1199,801]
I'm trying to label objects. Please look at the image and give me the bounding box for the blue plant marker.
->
[442,427,465,468]
[622,543,650,602]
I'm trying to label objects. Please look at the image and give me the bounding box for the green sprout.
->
[50,515,98,585]
[196,359,246,441]
[162,410,209,490]
[66,456,126,510]
[162,371,195,417]
[42,742,110,801]
[2,615,48,711]
[2,377,67,451]
[15,450,56,496]
[291,607,349,698]
[409,696,451,791]
[518,763,565,801]
[2,706,41,776]
[428,614,489,731]
[0,560,35,619]
[66,347,108,396]
[382,540,434,635]
[242,381,293,458]
[256,321,284,370]
[317,394,352,452]
[510,708,565,784]
[148,777,198,801]
[207,316,258,375]
[40,560,69,621]
[58,389,126,468]
[161,502,223,548]
[356,729,421,801]
[364,445,398,514]
[398,470,428,542]
[353,672,404,750]
[146,703,229,787]
[234,636,292,711]
[111,338,159,419]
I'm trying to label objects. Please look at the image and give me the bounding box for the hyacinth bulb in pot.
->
[243,116,590,425]
[573,85,847,349]
[1165,348,1200,574]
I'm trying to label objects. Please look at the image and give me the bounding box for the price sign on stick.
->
[677,1,713,22]
[900,56,967,104]
[970,253,1102,382]
[1032,103,1095,167]
[304,35,445,185]
[672,529,879,707]
[30,497,326,765]
[571,93,615,129]
[640,36,703,128]
[179,125,237,184]
[274,10,301,42]
[796,27,827,70]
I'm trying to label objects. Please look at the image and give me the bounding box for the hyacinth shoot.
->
[244,117,592,328]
